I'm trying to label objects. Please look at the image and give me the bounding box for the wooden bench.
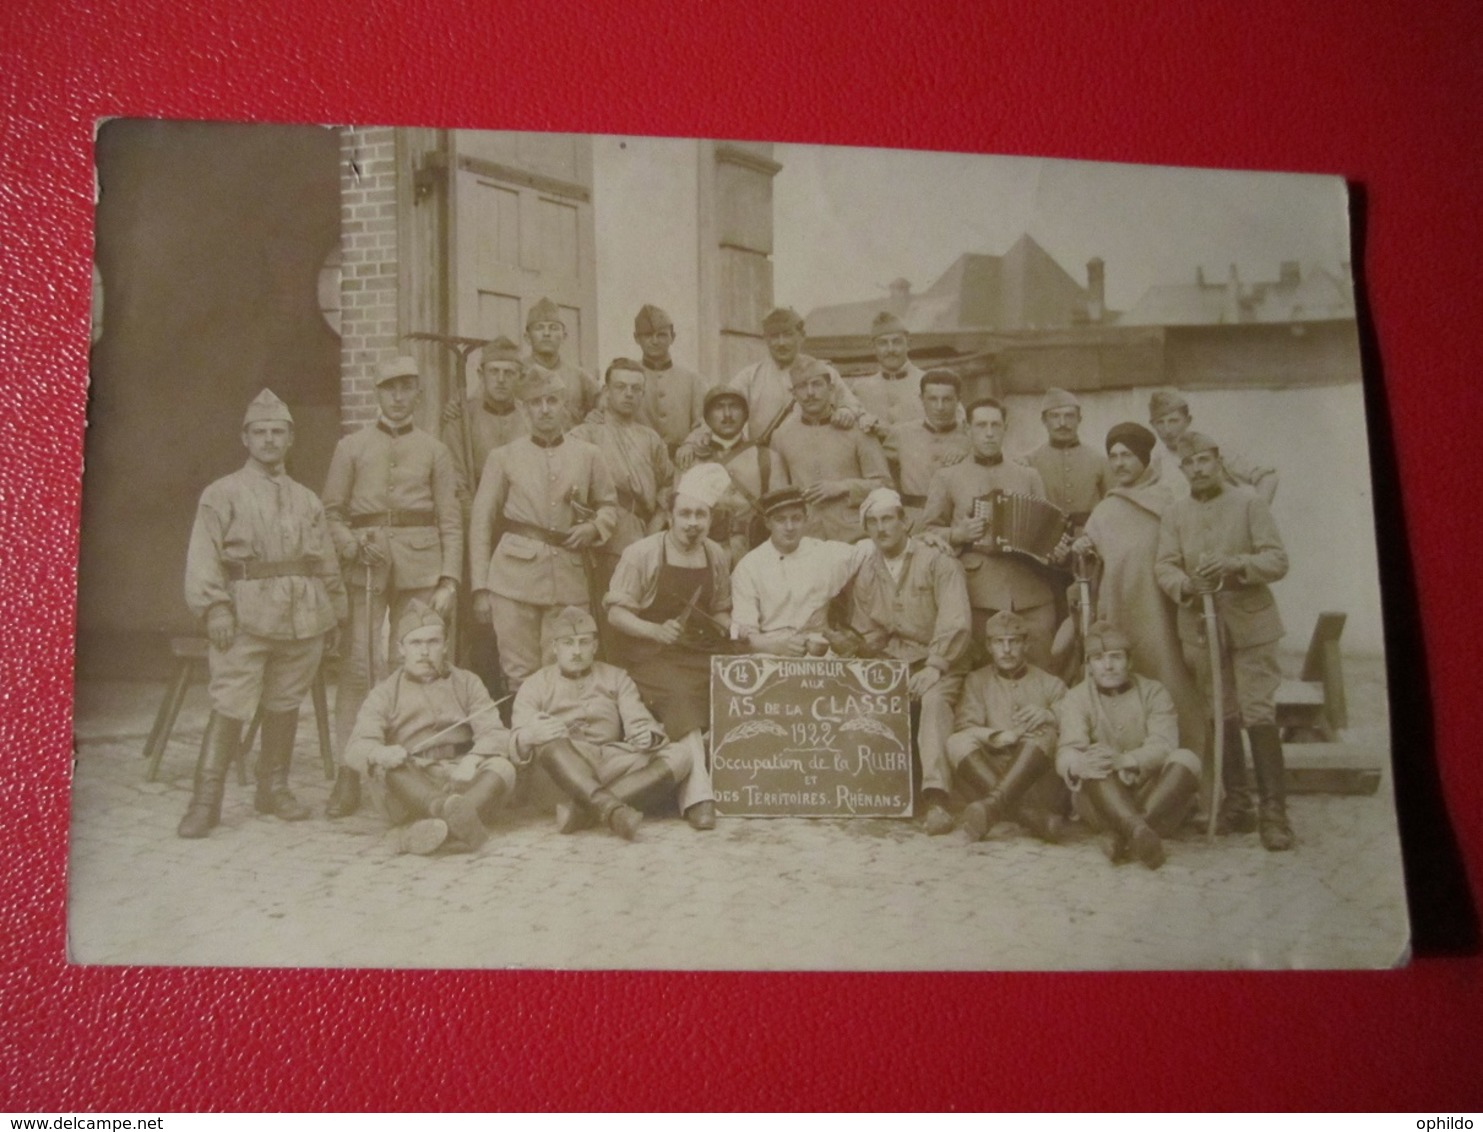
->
[1277,611,1348,742]
[141,636,335,783]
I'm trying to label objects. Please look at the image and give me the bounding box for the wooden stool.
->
[142,636,335,783]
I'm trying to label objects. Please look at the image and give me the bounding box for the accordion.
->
[970,491,1069,565]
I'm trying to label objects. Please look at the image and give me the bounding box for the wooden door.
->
[447,130,596,395]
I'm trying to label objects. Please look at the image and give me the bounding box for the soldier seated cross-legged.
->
[513,607,698,840]
[945,611,1070,844]
[1055,621,1204,869]
[343,601,521,855]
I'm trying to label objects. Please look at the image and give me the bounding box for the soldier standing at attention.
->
[850,310,926,428]
[1155,430,1293,851]
[179,389,345,839]
[321,355,463,819]
[468,366,618,696]
[630,304,711,455]
[1024,387,1107,533]
[523,296,601,428]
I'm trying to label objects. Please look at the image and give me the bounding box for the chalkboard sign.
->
[709,656,913,817]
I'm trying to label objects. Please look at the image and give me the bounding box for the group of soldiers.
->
[180,297,1295,866]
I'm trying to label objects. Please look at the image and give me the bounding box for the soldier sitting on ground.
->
[513,606,698,840]
[945,610,1070,844]
[1054,621,1203,870]
[343,601,521,855]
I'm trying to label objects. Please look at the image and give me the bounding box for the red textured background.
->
[3,0,1481,1112]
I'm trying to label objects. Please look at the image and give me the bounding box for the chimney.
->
[1279,260,1301,287]
[1224,264,1242,324]
[1086,257,1105,322]
[887,277,911,317]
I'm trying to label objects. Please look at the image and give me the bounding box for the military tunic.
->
[945,662,1069,819]
[727,354,863,441]
[848,537,972,794]
[344,664,521,820]
[848,362,925,427]
[1154,484,1288,726]
[921,456,1058,667]
[885,420,971,527]
[443,397,528,509]
[768,415,891,543]
[321,419,463,747]
[1055,675,1203,827]
[1024,440,1108,527]
[185,461,346,721]
[569,415,673,562]
[635,359,711,452]
[468,433,618,688]
[513,661,695,792]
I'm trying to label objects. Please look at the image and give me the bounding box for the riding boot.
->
[962,743,1052,843]
[610,761,679,814]
[1214,719,1256,835]
[325,766,362,819]
[254,709,311,821]
[1142,762,1201,837]
[1083,776,1164,870]
[440,769,511,852]
[953,749,1001,801]
[538,740,642,840]
[178,712,242,839]
[383,764,452,855]
[1249,724,1295,851]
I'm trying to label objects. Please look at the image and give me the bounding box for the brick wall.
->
[338,127,399,430]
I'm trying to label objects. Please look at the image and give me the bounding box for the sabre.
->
[407,694,514,757]
[1201,576,1226,842]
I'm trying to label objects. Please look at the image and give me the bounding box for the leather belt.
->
[349,510,437,529]
[900,493,927,508]
[500,518,572,547]
[225,558,317,581]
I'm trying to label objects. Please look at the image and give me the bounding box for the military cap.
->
[674,463,731,510]
[518,365,566,402]
[759,485,807,517]
[550,605,598,640]
[634,304,673,335]
[1040,387,1080,414]
[1105,421,1157,466]
[982,610,1030,640]
[397,598,445,641]
[374,355,420,385]
[1084,620,1132,658]
[526,297,563,328]
[1149,389,1191,418]
[702,385,749,416]
[243,388,293,426]
[761,306,805,334]
[859,487,904,525]
[479,336,523,366]
[1174,430,1220,459]
[871,310,907,338]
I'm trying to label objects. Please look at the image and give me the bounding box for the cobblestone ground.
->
[66,656,1410,970]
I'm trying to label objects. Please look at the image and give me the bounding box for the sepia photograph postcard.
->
[68,119,1409,970]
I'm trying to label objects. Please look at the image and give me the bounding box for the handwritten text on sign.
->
[709,656,913,817]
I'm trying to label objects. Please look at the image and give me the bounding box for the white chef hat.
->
[674,462,732,510]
